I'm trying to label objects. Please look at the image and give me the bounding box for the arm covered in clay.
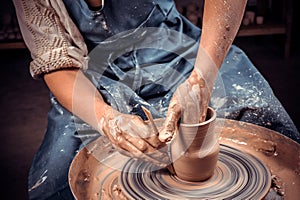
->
[159,0,247,142]
[44,69,167,166]
[13,0,168,167]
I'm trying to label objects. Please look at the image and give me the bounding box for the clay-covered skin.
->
[200,0,247,67]
[159,0,247,143]
[98,104,169,168]
[158,59,212,143]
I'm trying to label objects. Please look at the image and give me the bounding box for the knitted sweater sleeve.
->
[13,0,88,79]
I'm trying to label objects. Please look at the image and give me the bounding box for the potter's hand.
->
[98,105,170,167]
[159,70,211,142]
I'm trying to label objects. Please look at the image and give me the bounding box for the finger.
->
[181,81,201,123]
[124,134,164,153]
[199,84,210,122]
[145,135,163,148]
[123,126,163,149]
[159,99,181,142]
[123,134,148,152]
[116,134,169,167]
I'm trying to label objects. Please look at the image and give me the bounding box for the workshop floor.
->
[0,35,299,200]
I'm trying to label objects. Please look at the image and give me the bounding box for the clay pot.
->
[85,0,103,10]
[170,107,219,182]
[245,11,255,24]
[256,16,264,25]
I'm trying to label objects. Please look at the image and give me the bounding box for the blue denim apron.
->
[28,0,300,199]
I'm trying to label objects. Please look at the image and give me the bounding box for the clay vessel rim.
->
[180,107,216,127]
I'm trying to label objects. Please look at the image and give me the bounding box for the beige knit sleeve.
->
[13,0,89,79]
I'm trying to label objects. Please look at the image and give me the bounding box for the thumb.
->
[159,99,181,142]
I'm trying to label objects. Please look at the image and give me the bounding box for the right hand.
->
[98,105,170,167]
[159,69,211,142]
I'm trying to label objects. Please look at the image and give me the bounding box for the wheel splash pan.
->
[69,119,300,200]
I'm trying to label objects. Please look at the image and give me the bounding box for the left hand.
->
[98,105,170,167]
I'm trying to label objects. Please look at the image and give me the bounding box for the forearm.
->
[191,0,247,91]
[199,0,247,68]
[182,0,247,122]
[44,69,109,131]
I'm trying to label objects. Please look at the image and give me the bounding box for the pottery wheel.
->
[69,119,300,200]
[119,144,271,200]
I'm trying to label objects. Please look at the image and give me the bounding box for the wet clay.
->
[170,107,219,181]
[69,119,300,200]
[171,144,219,181]
[119,144,271,199]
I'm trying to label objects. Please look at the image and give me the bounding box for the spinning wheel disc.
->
[69,119,300,200]
[120,144,271,200]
